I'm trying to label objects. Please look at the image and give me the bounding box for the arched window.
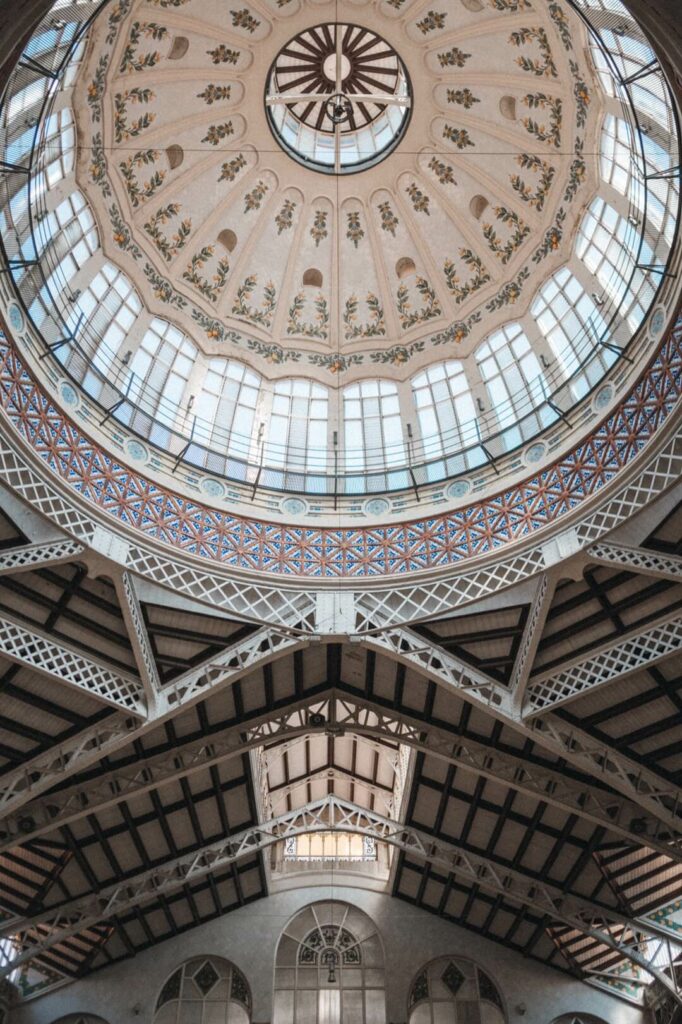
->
[128,319,196,440]
[531,267,613,401]
[193,357,260,458]
[343,380,404,473]
[411,361,477,461]
[66,263,141,397]
[549,1016,608,1024]
[274,900,386,1024]
[575,196,655,332]
[408,957,506,1024]
[265,378,328,473]
[27,191,99,324]
[475,324,553,448]
[51,1016,111,1024]
[153,956,251,1024]
[43,108,76,189]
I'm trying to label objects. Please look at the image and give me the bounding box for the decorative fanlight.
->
[322,947,339,983]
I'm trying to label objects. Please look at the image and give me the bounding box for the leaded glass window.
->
[153,956,250,1024]
[408,957,506,1024]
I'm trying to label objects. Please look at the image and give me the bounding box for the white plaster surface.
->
[9,887,646,1024]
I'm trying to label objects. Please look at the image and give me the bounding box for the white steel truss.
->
[0,538,85,575]
[367,626,682,833]
[524,612,682,714]
[0,611,147,714]
[510,572,557,710]
[0,626,308,817]
[585,541,682,582]
[113,570,160,708]
[3,691,680,862]
[1,796,680,1001]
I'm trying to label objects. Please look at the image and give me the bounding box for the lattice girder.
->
[585,541,682,582]
[524,612,682,714]
[1,796,680,1002]
[0,538,85,575]
[114,570,161,707]
[510,572,557,710]
[3,690,679,860]
[0,612,146,714]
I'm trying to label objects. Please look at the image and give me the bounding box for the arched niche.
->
[153,956,251,1024]
[51,1017,111,1024]
[219,229,238,252]
[168,36,189,61]
[274,900,387,1024]
[166,145,184,171]
[499,96,517,120]
[408,956,506,1024]
[550,1017,610,1024]
[303,268,323,288]
[469,195,489,220]
[396,256,416,279]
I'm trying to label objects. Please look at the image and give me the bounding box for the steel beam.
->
[585,541,682,582]
[524,612,682,714]
[510,572,557,710]
[0,625,308,817]
[113,570,160,708]
[367,626,682,834]
[0,539,85,575]
[0,612,146,715]
[1,796,680,1001]
[3,691,680,863]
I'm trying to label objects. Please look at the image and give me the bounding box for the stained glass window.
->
[153,956,250,1024]
[408,957,506,1024]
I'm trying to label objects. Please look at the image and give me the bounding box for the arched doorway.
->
[408,956,506,1024]
[274,900,386,1024]
[153,956,251,1024]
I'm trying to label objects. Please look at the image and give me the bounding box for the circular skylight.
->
[265,23,411,174]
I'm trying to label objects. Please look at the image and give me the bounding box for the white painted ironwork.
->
[525,612,682,713]
[0,538,85,575]
[510,572,557,710]
[1,796,680,1001]
[586,541,682,581]
[114,570,160,706]
[0,612,146,714]
[3,691,679,860]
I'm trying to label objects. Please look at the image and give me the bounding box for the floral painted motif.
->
[485,266,530,311]
[218,154,247,183]
[428,157,456,186]
[510,154,555,210]
[275,199,296,234]
[378,202,399,235]
[397,277,441,329]
[548,2,573,50]
[119,149,165,207]
[192,309,227,341]
[437,47,471,68]
[406,182,430,215]
[110,202,143,258]
[232,275,277,327]
[346,212,364,247]
[86,56,108,122]
[248,339,301,363]
[143,262,187,308]
[571,61,590,127]
[147,0,191,6]
[114,87,155,143]
[206,46,240,65]
[182,246,230,302]
[244,181,269,212]
[311,210,328,246]
[432,311,482,345]
[143,203,191,261]
[343,294,386,339]
[231,8,259,32]
[482,207,530,264]
[287,293,330,339]
[308,352,363,374]
[119,21,168,74]
[531,207,566,263]
[443,125,474,149]
[106,0,133,44]
[202,122,234,145]
[371,341,425,365]
[198,83,232,103]
[417,10,446,33]
[510,27,558,78]
[446,88,479,109]
[443,249,491,303]
[90,132,111,196]
[563,138,586,202]
[522,92,562,147]
[490,0,531,8]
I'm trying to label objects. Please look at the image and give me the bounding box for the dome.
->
[0,0,678,520]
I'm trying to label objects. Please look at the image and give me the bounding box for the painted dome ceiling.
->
[75,0,599,375]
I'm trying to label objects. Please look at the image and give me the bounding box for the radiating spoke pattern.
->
[266,23,411,173]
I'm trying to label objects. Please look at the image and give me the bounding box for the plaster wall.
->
[9,887,647,1024]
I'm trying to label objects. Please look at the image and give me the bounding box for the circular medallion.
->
[59,381,79,409]
[126,439,148,463]
[594,383,615,411]
[524,442,547,466]
[201,478,226,500]
[7,302,24,333]
[651,306,666,336]
[446,480,472,500]
[265,23,412,174]
[364,497,391,516]
[281,496,308,516]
